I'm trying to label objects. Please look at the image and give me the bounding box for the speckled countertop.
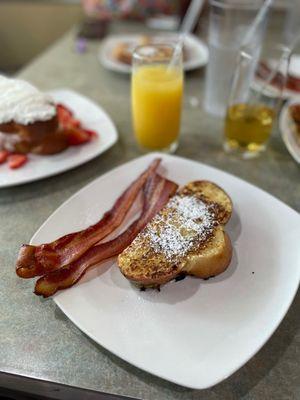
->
[1,19,299,400]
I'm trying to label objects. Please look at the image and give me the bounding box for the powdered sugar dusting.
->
[146,194,216,263]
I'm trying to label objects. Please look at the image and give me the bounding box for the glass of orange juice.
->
[131,44,183,153]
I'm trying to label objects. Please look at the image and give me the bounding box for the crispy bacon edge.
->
[34,174,178,297]
[16,158,161,278]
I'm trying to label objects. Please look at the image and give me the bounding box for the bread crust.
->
[118,181,233,287]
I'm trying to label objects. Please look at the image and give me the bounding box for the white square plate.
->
[31,153,300,389]
[0,89,118,188]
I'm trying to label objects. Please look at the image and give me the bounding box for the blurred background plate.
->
[279,97,300,163]
[253,54,300,99]
[98,32,209,74]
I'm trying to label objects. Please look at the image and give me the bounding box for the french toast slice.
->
[178,181,232,225]
[118,181,232,287]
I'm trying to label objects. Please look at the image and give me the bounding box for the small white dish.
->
[98,33,209,74]
[0,89,118,188]
[31,153,300,389]
[279,97,300,164]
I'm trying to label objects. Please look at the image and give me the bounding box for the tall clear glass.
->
[284,0,300,47]
[224,44,290,158]
[131,44,183,153]
[204,0,266,118]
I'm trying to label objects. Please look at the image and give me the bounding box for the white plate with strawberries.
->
[0,89,118,188]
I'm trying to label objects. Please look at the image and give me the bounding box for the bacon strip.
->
[34,174,178,297]
[16,158,161,278]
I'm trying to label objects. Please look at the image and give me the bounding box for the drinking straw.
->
[241,0,273,48]
[168,0,204,70]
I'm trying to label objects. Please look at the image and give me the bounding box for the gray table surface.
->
[1,20,300,400]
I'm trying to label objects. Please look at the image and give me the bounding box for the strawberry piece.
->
[0,150,10,164]
[56,103,73,121]
[83,129,97,139]
[8,154,28,169]
[57,104,82,130]
[56,103,98,142]
[66,128,91,146]
[64,119,81,130]
[69,119,81,129]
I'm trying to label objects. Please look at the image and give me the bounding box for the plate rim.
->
[32,153,300,237]
[0,88,118,189]
[98,32,209,74]
[279,97,300,164]
[31,152,300,389]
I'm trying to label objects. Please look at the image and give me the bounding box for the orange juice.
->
[132,64,183,150]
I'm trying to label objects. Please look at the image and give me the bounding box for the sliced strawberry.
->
[66,128,91,146]
[56,103,97,142]
[8,154,28,169]
[56,103,73,121]
[57,104,82,130]
[0,150,10,164]
[83,129,97,139]
[64,118,81,129]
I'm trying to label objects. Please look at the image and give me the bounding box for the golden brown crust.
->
[118,181,233,287]
[17,115,59,143]
[31,130,68,155]
[0,122,17,133]
[179,181,232,225]
[112,43,133,65]
[0,114,70,155]
[183,229,232,279]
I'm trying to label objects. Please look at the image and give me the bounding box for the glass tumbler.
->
[224,44,290,158]
[131,44,183,153]
[204,0,267,117]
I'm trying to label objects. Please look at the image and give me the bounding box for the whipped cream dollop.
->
[0,75,56,125]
